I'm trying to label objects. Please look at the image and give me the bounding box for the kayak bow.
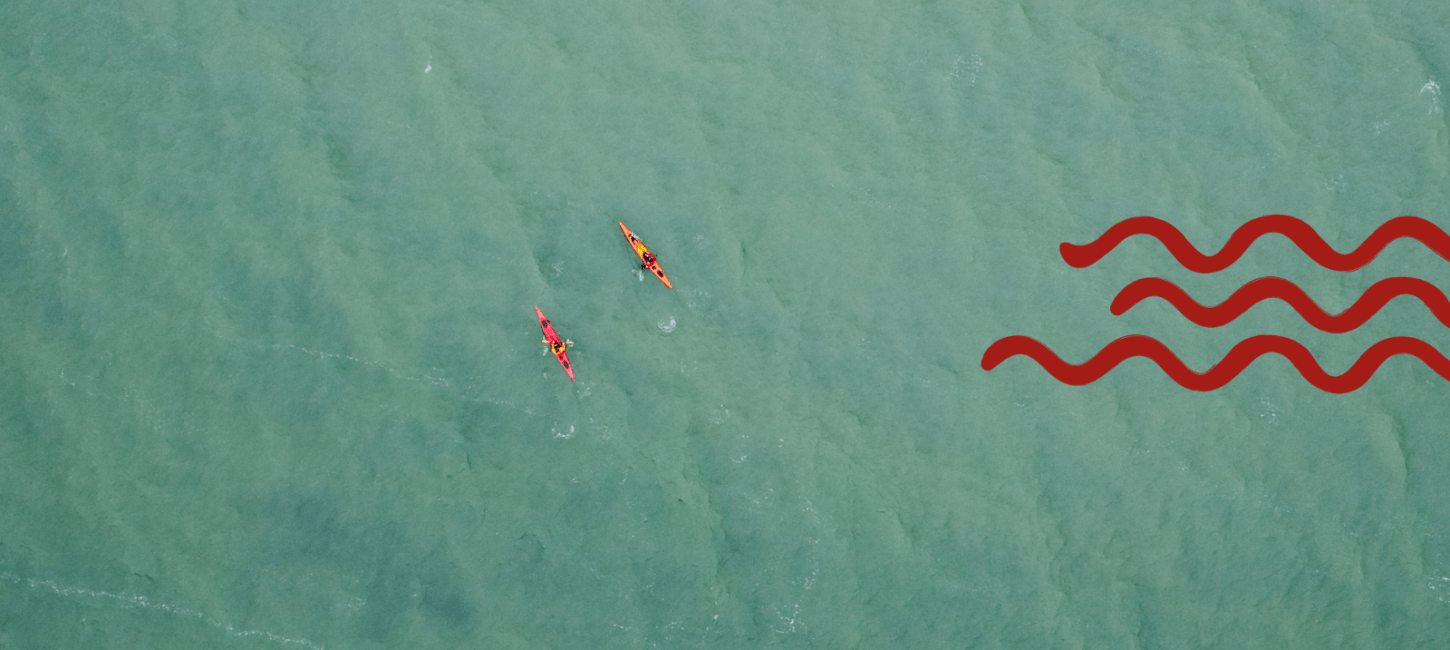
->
[535,306,576,381]
[619,222,673,289]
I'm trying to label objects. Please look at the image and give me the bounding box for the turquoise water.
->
[3,0,1450,647]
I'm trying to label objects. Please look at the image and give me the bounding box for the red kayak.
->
[535,306,575,381]
[619,222,673,288]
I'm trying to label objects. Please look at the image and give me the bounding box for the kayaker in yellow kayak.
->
[618,222,673,289]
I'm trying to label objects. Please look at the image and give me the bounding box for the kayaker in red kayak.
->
[535,306,576,381]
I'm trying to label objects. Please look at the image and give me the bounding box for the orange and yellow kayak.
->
[619,222,673,289]
[535,306,575,381]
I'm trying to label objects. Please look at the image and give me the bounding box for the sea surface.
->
[3,0,1450,647]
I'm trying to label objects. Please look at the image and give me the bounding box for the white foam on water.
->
[0,572,326,650]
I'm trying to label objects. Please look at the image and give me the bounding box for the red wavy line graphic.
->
[1113,277,1450,333]
[981,335,1450,393]
[1061,215,1450,272]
